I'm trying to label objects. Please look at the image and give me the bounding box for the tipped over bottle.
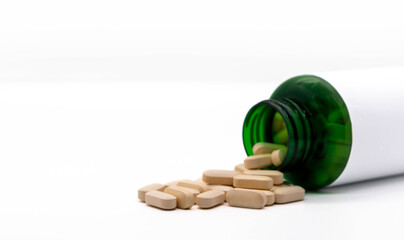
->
[243,68,404,190]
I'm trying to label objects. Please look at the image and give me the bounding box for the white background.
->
[1,1,404,239]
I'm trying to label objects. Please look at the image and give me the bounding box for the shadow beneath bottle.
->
[309,173,404,194]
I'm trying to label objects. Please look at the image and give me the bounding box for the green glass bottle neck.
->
[270,99,312,170]
[243,98,313,170]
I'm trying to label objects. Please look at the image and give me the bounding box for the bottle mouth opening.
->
[242,99,296,170]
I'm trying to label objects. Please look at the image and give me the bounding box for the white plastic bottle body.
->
[313,67,404,186]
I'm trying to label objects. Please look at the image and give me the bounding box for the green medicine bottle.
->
[242,68,404,190]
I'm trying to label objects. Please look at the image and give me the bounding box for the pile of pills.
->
[138,142,305,210]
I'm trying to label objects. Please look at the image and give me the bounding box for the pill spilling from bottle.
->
[138,141,305,210]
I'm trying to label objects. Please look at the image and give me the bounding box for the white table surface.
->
[0,80,403,240]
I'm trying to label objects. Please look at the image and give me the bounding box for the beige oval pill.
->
[234,163,248,173]
[196,190,225,209]
[207,185,233,201]
[145,190,176,210]
[253,142,287,155]
[272,185,305,204]
[196,178,213,191]
[164,186,195,209]
[138,183,165,202]
[244,170,284,185]
[164,180,182,188]
[172,186,200,203]
[246,189,275,206]
[272,112,285,133]
[208,185,233,193]
[226,188,266,209]
[270,182,292,191]
[272,149,287,167]
[203,170,241,186]
[233,175,273,190]
[178,180,210,192]
[261,190,275,206]
[244,154,272,169]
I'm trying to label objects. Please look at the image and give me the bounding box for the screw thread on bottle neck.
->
[242,99,312,170]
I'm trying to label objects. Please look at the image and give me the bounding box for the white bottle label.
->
[315,67,404,186]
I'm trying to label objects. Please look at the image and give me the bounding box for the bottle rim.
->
[242,98,311,170]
